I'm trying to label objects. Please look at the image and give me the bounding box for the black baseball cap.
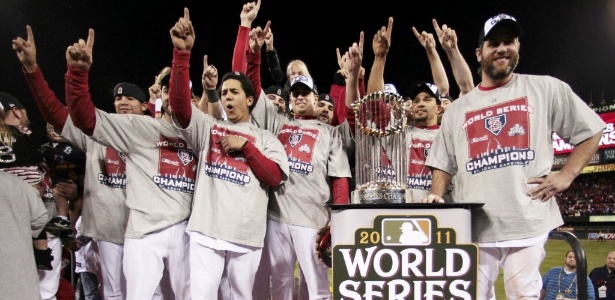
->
[318,93,334,106]
[265,85,289,102]
[0,92,25,111]
[113,83,147,103]
[407,81,440,104]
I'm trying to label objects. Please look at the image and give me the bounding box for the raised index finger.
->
[184,7,190,22]
[203,54,209,69]
[26,25,34,44]
[432,19,442,35]
[412,26,421,39]
[386,17,394,38]
[86,28,95,48]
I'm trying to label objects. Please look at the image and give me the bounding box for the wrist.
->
[23,63,39,73]
[206,89,219,103]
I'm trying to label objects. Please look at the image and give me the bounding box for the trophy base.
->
[351,188,409,204]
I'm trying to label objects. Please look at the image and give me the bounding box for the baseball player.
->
[424,14,605,298]
[168,9,289,299]
[12,25,156,299]
[242,24,351,299]
[64,28,195,299]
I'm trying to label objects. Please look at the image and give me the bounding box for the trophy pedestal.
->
[329,203,483,298]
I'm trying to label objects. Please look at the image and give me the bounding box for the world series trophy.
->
[351,90,409,204]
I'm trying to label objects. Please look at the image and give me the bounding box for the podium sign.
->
[330,203,482,299]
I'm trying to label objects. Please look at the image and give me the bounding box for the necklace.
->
[558,267,577,295]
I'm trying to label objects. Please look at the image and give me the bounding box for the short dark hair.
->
[221,71,257,111]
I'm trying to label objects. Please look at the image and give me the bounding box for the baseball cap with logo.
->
[318,93,334,105]
[113,83,147,103]
[265,85,289,102]
[478,13,522,47]
[0,92,26,111]
[407,81,441,104]
[290,75,315,93]
[384,83,399,95]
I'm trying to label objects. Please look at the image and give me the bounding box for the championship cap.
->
[384,83,398,95]
[0,92,25,111]
[112,83,147,103]
[478,13,522,47]
[290,75,316,93]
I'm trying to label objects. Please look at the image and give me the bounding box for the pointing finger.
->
[184,7,190,22]
[86,28,95,48]
[26,25,34,44]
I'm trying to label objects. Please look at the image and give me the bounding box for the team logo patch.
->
[177,149,194,166]
[117,151,127,162]
[485,114,506,136]
[289,133,302,147]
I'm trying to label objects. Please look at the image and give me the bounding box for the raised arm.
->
[199,54,223,119]
[264,28,286,87]
[232,0,261,72]
[433,19,474,96]
[366,17,393,94]
[344,32,365,131]
[65,28,97,136]
[169,7,196,129]
[412,26,449,96]
[12,25,68,131]
[247,21,271,100]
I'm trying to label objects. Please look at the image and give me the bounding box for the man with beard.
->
[541,250,595,300]
[423,14,605,298]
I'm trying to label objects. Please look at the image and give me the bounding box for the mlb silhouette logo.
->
[289,133,303,147]
[381,217,431,246]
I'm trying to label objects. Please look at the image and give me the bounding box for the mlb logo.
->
[381,217,431,246]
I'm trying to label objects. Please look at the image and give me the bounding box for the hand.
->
[421,194,444,203]
[359,66,366,80]
[218,135,248,153]
[433,19,458,52]
[249,21,271,53]
[148,76,162,103]
[240,0,261,27]
[12,25,38,73]
[53,180,78,201]
[170,7,195,52]
[265,27,274,50]
[66,28,95,71]
[372,17,393,58]
[201,55,218,91]
[412,26,436,51]
[527,173,575,202]
[345,32,364,77]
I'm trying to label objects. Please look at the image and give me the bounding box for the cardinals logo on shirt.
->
[464,97,535,174]
[279,125,318,175]
[177,149,194,166]
[485,115,506,136]
[204,125,253,186]
[289,133,302,147]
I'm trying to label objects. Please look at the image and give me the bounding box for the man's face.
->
[440,98,452,112]
[114,95,145,115]
[267,94,286,113]
[221,79,252,123]
[564,251,576,269]
[607,252,615,270]
[476,27,520,81]
[315,100,334,124]
[18,108,30,128]
[411,92,440,126]
[161,86,171,114]
[291,87,316,117]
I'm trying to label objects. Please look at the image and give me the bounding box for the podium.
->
[330,203,483,299]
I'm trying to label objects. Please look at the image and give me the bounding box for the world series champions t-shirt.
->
[426,74,606,243]
[251,93,351,229]
[89,110,196,239]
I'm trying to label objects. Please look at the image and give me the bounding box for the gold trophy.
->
[351,91,409,204]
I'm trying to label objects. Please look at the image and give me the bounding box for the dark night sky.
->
[1,0,615,142]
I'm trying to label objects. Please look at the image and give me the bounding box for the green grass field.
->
[322,238,612,298]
